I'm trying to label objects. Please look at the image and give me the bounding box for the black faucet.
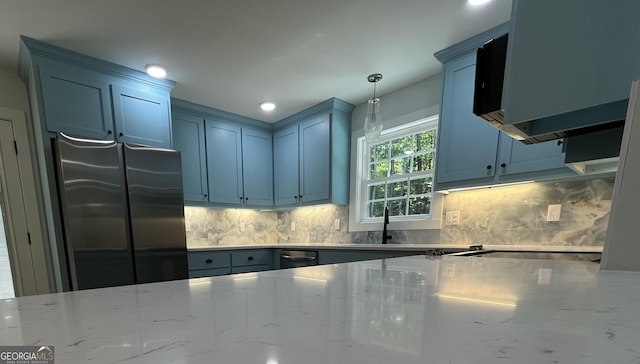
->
[382,206,392,244]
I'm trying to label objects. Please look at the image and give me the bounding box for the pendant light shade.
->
[364,73,383,141]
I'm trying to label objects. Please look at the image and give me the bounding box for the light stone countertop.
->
[187,243,604,252]
[1,253,634,363]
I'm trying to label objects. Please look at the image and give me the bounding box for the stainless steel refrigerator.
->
[54,132,188,290]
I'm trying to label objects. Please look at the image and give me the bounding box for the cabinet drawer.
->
[188,251,231,270]
[231,264,271,274]
[231,249,272,267]
[189,267,231,278]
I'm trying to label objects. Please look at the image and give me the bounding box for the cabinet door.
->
[435,52,500,185]
[273,124,300,206]
[38,59,114,139]
[241,128,273,207]
[504,0,640,126]
[111,84,172,148]
[299,113,331,203]
[497,134,566,175]
[205,120,243,205]
[172,115,208,202]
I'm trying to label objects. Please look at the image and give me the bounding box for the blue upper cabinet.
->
[299,113,331,203]
[241,128,273,207]
[273,124,300,205]
[434,24,574,191]
[273,98,353,208]
[436,52,501,185]
[502,0,640,139]
[205,121,273,207]
[37,59,114,139]
[206,120,273,208]
[19,36,175,148]
[172,113,208,202]
[205,120,244,206]
[173,99,275,207]
[111,84,172,148]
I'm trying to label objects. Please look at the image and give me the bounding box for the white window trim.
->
[348,115,442,232]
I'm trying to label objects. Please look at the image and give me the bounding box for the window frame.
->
[349,116,443,232]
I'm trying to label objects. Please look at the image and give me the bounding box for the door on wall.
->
[0,107,50,296]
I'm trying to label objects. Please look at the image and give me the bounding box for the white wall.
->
[0,69,29,111]
[350,73,443,134]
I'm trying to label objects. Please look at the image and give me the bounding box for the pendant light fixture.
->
[364,73,383,142]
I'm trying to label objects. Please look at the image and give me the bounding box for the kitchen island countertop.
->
[1,254,633,363]
[187,243,604,252]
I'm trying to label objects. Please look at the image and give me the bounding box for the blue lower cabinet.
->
[188,249,275,278]
[231,264,271,274]
[188,251,231,270]
[317,250,423,265]
[317,250,394,265]
[189,267,231,278]
[231,249,274,273]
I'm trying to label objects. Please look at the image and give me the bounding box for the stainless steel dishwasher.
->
[279,250,318,268]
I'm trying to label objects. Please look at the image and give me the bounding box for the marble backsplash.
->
[441,177,614,246]
[185,207,278,247]
[184,177,614,248]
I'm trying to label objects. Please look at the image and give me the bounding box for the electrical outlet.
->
[239,222,245,232]
[291,221,296,231]
[334,219,341,230]
[445,211,460,225]
[441,263,456,277]
[546,204,562,222]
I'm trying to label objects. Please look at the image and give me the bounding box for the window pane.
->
[368,201,386,218]
[371,143,389,162]
[391,136,414,158]
[409,196,431,215]
[410,177,433,195]
[416,130,435,152]
[413,153,434,172]
[370,162,389,179]
[387,180,407,198]
[368,183,385,200]
[388,199,407,216]
[390,158,411,176]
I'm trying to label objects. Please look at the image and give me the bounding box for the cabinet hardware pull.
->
[557,140,564,146]
[205,258,213,264]
[107,129,113,135]
[203,194,208,199]
[500,163,506,168]
[248,256,254,261]
[486,165,492,170]
[119,132,124,137]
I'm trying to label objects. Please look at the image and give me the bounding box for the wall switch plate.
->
[547,204,562,221]
[445,211,460,225]
[291,221,296,231]
[334,219,341,230]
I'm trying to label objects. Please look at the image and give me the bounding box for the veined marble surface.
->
[1,256,638,363]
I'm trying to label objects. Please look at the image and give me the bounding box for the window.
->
[350,116,442,231]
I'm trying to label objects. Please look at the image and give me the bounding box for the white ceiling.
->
[0,0,511,123]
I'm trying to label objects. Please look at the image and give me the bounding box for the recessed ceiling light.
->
[468,0,492,5]
[260,102,276,111]
[146,64,167,79]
